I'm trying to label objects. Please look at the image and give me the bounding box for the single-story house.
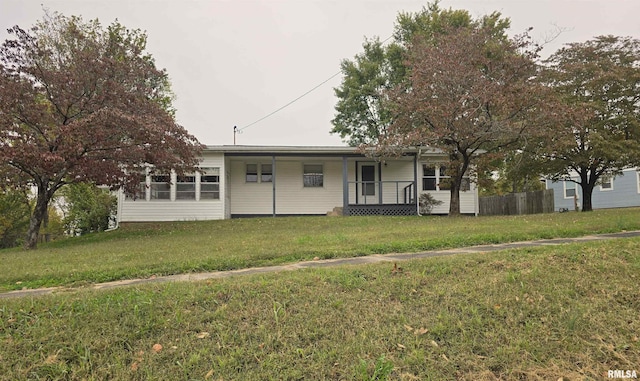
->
[115,145,479,222]
[545,167,640,211]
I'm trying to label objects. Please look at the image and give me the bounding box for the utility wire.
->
[236,33,395,133]
[237,70,342,132]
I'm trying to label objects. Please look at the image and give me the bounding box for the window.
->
[422,165,436,191]
[564,181,577,199]
[261,164,273,183]
[600,177,613,191]
[150,175,171,200]
[176,175,196,200]
[303,164,323,187]
[438,166,451,190]
[246,164,258,182]
[125,173,147,200]
[201,176,220,200]
[422,165,470,191]
[200,168,220,200]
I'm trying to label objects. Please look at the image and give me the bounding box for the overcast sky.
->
[2,0,639,146]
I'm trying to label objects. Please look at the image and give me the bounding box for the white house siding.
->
[229,157,347,216]
[347,158,416,205]
[417,157,479,215]
[118,152,226,222]
[380,159,416,205]
[424,191,478,215]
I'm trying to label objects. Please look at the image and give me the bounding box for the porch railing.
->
[347,180,416,205]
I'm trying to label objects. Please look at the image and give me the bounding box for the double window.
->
[422,165,470,191]
[246,163,273,183]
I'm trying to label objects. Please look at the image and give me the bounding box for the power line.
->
[236,33,395,133]
[237,70,342,132]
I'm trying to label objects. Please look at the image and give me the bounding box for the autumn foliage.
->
[0,12,202,248]
[379,26,548,214]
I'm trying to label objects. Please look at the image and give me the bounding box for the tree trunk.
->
[24,185,50,249]
[449,184,461,216]
[581,183,594,212]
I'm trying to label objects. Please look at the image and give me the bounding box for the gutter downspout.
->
[106,189,122,232]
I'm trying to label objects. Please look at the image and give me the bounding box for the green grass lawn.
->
[1,208,640,291]
[1,237,639,380]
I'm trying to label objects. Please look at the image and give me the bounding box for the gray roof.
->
[204,145,445,156]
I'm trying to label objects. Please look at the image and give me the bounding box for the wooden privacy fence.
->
[479,189,554,216]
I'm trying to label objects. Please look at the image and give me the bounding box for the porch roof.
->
[205,145,445,157]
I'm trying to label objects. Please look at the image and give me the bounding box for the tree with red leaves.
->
[0,12,202,248]
[380,26,548,215]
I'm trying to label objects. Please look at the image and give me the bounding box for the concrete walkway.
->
[2,230,639,299]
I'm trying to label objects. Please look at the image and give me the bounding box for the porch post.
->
[414,153,419,213]
[272,155,276,217]
[354,160,359,204]
[378,162,383,204]
[342,156,349,216]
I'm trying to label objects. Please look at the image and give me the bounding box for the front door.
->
[359,163,378,204]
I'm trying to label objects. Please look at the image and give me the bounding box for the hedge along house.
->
[115,145,479,222]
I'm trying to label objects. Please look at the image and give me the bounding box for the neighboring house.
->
[115,145,479,222]
[545,167,640,211]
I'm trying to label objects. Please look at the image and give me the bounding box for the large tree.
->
[535,36,640,212]
[331,1,509,146]
[0,12,202,249]
[380,26,547,215]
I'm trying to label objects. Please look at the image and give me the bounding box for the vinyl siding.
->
[423,191,478,214]
[417,158,479,215]
[547,168,640,211]
[118,152,225,222]
[229,157,346,215]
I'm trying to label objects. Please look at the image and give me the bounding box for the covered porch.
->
[341,156,418,216]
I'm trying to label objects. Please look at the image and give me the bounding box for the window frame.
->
[124,171,148,200]
[421,164,470,192]
[564,180,577,199]
[261,163,273,183]
[599,177,613,191]
[200,167,220,200]
[175,174,196,200]
[149,175,171,200]
[246,164,258,183]
[303,164,324,188]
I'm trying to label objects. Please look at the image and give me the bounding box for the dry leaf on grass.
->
[414,327,429,335]
[152,343,163,353]
[44,354,59,365]
[197,332,210,339]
